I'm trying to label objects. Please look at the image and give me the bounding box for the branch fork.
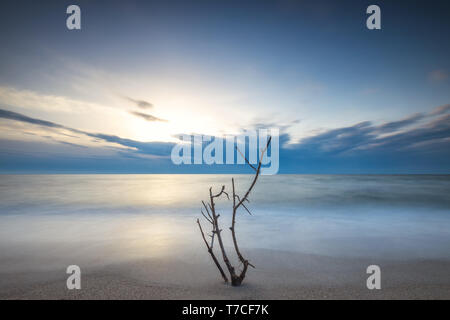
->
[196,137,271,286]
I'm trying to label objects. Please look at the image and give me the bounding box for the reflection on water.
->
[0,174,449,272]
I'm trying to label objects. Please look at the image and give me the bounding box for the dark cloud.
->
[1,107,449,173]
[286,113,450,158]
[125,97,153,109]
[375,113,425,133]
[247,118,300,147]
[54,140,88,148]
[369,114,450,152]
[129,111,167,122]
[0,108,67,130]
[0,108,173,156]
[86,133,173,156]
[288,121,374,155]
[249,118,300,132]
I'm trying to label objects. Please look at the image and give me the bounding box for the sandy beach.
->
[1,248,449,300]
[1,0,450,304]
[1,175,449,300]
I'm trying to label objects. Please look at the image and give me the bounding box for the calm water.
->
[0,174,449,272]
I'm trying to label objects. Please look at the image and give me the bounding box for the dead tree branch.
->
[197,136,271,286]
[196,218,228,283]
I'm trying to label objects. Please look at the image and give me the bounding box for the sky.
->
[0,0,449,173]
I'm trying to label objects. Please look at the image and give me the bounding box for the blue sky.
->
[0,0,449,173]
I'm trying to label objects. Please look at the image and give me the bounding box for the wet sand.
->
[1,248,449,299]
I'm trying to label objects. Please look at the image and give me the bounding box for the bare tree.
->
[196,136,271,286]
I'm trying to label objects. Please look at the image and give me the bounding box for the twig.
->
[235,146,257,172]
[197,219,228,283]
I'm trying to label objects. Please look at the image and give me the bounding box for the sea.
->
[0,174,449,272]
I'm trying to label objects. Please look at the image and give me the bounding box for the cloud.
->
[0,86,108,114]
[129,111,167,122]
[247,118,300,145]
[375,113,425,133]
[428,69,448,82]
[0,108,173,156]
[86,133,173,156]
[0,108,71,131]
[287,112,450,157]
[125,97,153,109]
[276,110,450,173]
[370,113,450,152]
[430,104,450,116]
[1,106,449,173]
[288,121,374,155]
